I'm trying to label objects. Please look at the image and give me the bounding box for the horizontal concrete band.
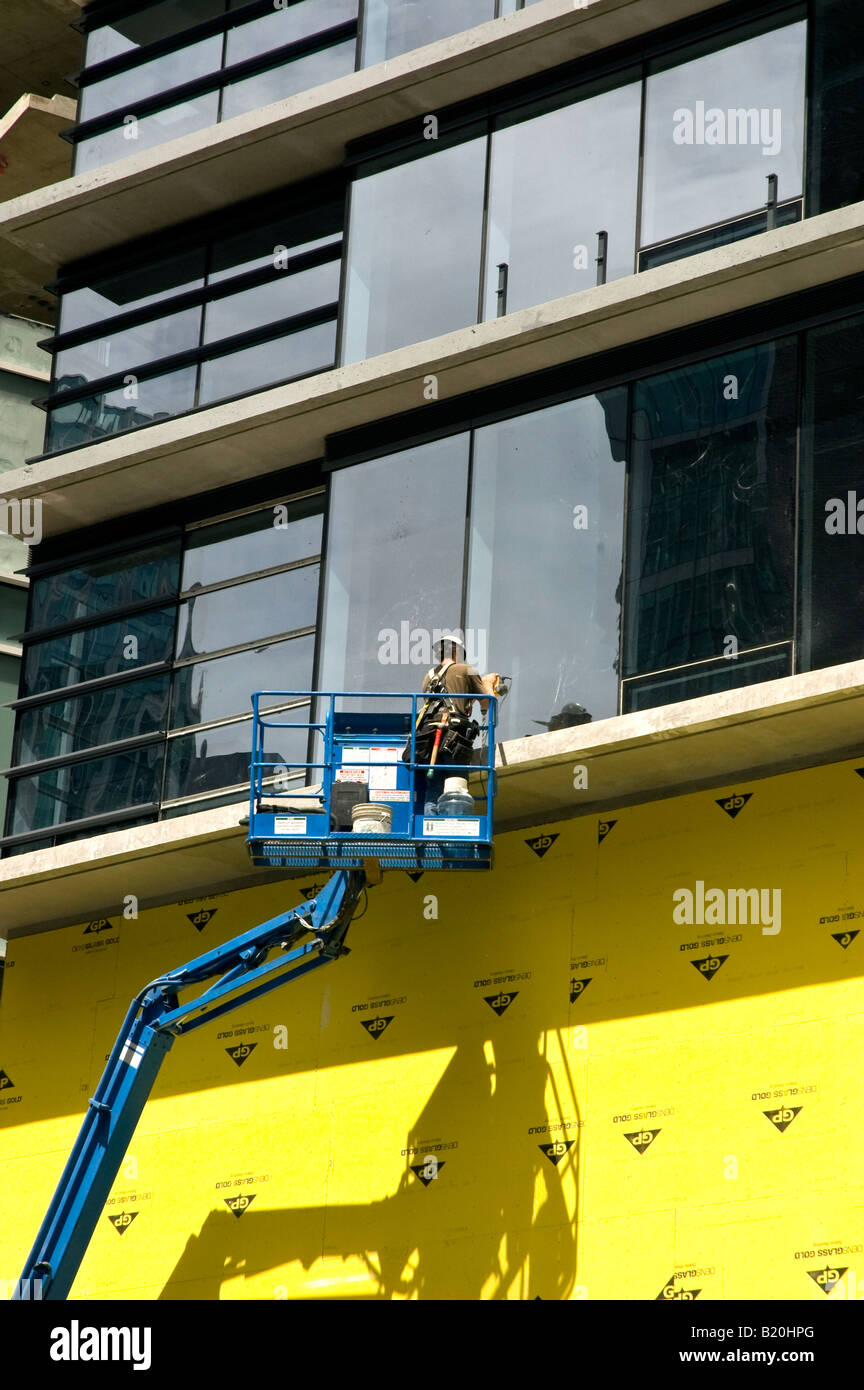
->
[3,198,864,537]
[0,0,730,272]
[3,657,863,937]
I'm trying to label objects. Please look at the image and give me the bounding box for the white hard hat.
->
[433,630,466,658]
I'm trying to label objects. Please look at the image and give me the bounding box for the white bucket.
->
[443,776,469,795]
[351,802,393,834]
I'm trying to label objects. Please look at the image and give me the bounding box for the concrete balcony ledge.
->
[2,658,864,937]
[4,197,864,539]
[0,0,728,277]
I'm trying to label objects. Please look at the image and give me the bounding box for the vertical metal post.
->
[766,173,779,230]
[595,230,608,286]
[496,262,509,317]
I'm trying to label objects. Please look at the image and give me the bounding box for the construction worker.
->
[406,632,500,815]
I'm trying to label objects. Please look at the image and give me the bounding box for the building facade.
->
[0,0,863,1301]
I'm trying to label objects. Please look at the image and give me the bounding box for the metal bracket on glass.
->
[765,174,779,231]
[496,263,509,317]
[595,231,608,287]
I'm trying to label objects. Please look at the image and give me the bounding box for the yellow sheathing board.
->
[2,756,864,1300]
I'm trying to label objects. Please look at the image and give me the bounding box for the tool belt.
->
[402,708,480,767]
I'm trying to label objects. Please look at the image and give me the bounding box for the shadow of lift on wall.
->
[158,1032,580,1300]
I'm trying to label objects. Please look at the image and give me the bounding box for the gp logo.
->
[224,1193,257,1217]
[484,992,517,1016]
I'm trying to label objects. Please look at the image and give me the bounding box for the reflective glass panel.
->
[79,35,223,122]
[319,434,470,693]
[175,564,319,658]
[170,634,315,728]
[58,250,206,336]
[182,496,323,589]
[225,0,356,64]
[641,21,806,247]
[30,542,180,631]
[85,1,229,67]
[467,391,627,742]
[74,91,220,173]
[341,137,486,361]
[16,674,170,765]
[54,305,202,385]
[202,261,339,343]
[197,321,335,404]
[360,0,494,65]
[46,367,198,450]
[220,39,357,121]
[798,314,864,671]
[164,716,309,800]
[209,203,342,283]
[7,742,164,834]
[23,608,175,695]
[485,80,641,316]
[623,646,791,712]
[810,0,864,215]
[625,342,798,677]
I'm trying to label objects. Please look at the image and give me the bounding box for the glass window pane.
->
[342,138,486,362]
[59,252,206,335]
[79,35,223,123]
[74,91,220,173]
[47,367,198,450]
[638,201,801,271]
[202,262,339,343]
[623,646,791,712]
[170,634,315,727]
[209,203,342,284]
[220,39,357,121]
[625,342,798,679]
[182,496,323,589]
[55,305,202,385]
[225,0,357,65]
[318,434,470,693]
[30,542,180,630]
[810,0,864,215]
[197,321,335,404]
[361,0,494,65]
[85,1,230,67]
[165,716,309,800]
[641,21,806,247]
[176,564,319,658]
[16,674,170,765]
[23,608,175,694]
[467,391,627,742]
[485,80,641,317]
[7,743,165,835]
[798,314,864,671]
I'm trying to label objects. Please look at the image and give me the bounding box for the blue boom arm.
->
[14,868,366,1302]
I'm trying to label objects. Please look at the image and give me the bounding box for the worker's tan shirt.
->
[422,662,486,717]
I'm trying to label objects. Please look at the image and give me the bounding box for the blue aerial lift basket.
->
[247,689,498,873]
